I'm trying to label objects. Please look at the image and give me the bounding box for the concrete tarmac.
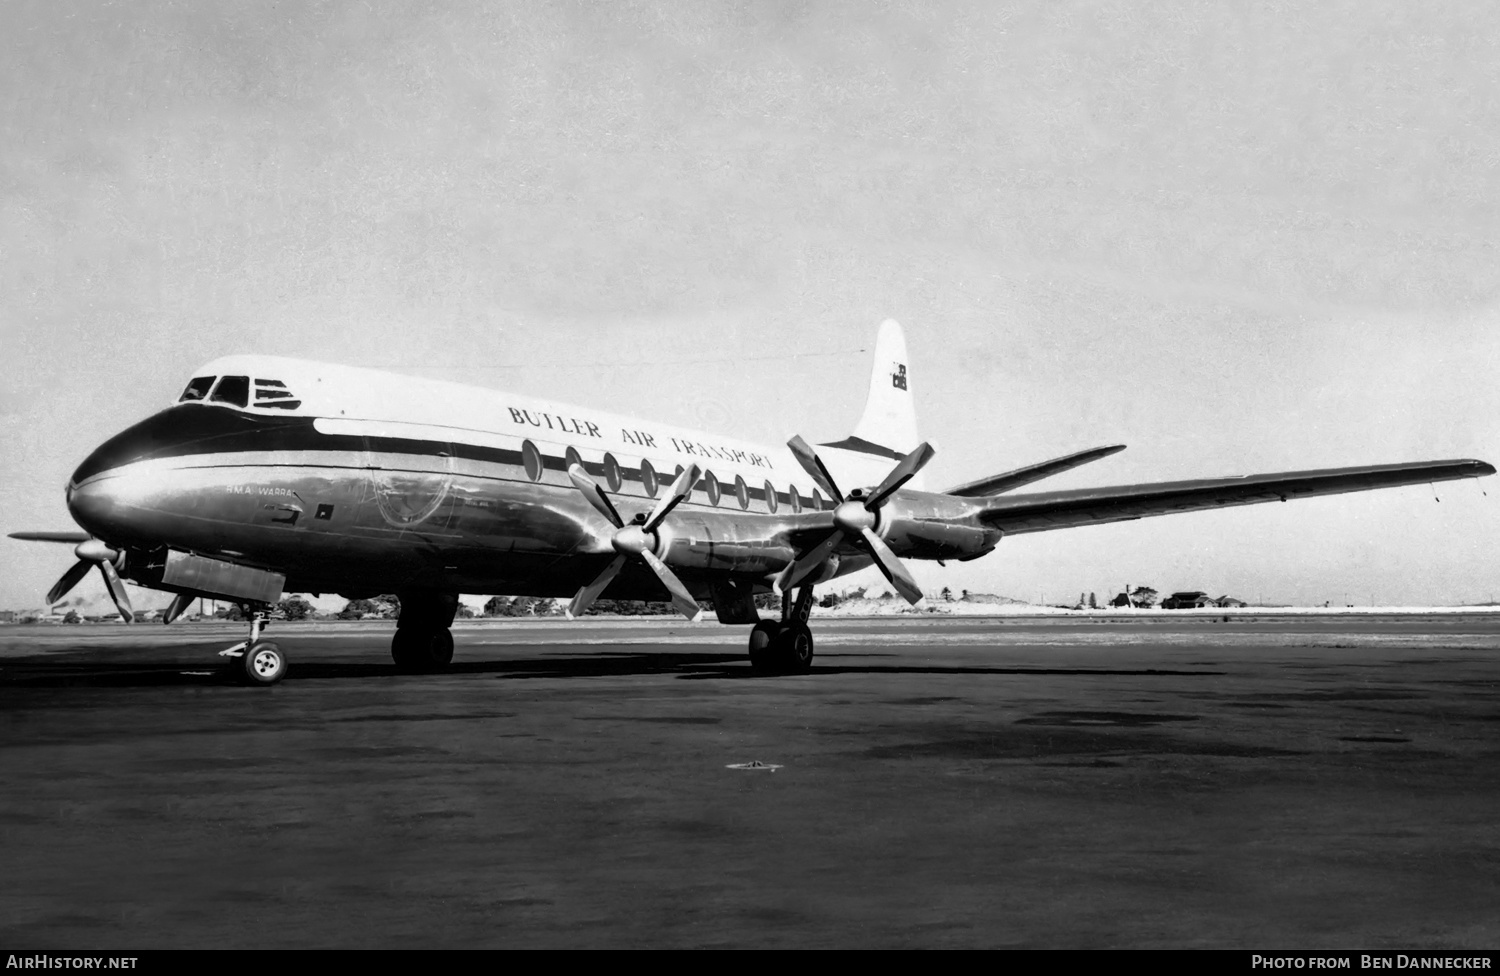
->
[1,614,1498,949]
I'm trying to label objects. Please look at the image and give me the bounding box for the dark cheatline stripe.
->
[70,405,522,484]
[69,404,836,510]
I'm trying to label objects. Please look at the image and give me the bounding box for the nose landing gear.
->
[219,610,288,685]
[748,586,817,674]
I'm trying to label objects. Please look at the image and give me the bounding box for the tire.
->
[778,622,814,673]
[391,627,454,673]
[240,640,288,686]
[748,620,782,672]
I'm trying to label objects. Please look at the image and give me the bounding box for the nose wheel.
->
[240,641,287,684]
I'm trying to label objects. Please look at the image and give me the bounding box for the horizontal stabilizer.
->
[976,458,1495,535]
[944,445,1126,497]
[9,531,91,544]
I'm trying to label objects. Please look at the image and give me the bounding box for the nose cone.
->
[66,476,118,540]
[66,407,190,540]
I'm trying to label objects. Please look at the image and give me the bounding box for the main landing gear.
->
[219,609,288,686]
[391,590,458,673]
[748,586,817,674]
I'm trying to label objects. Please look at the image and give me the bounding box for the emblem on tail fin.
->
[892,363,907,391]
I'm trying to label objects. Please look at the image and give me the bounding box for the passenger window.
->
[522,440,544,482]
[812,488,824,511]
[704,471,721,506]
[565,447,583,473]
[604,453,623,492]
[790,487,803,514]
[179,377,215,402]
[210,376,250,407]
[734,475,749,510]
[641,460,659,498]
[764,480,778,514]
[674,465,692,500]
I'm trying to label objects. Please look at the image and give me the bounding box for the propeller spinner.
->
[566,462,703,620]
[777,436,936,604]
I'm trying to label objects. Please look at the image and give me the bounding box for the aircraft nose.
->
[66,476,117,539]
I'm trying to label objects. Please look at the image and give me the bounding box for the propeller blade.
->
[644,463,701,532]
[639,549,702,621]
[863,441,936,510]
[780,527,852,596]
[567,553,628,619]
[857,527,923,605]
[163,592,195,625]
[46,560,92,606]
[787,435,844,503]
[776,529,845,594]
[10,531,91,544]
[568,463,624,529]
[96,561,135,623]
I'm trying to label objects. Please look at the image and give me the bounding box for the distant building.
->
[0,610,14,623]
[1162,591,1215,609]
[1215,596,1248,608]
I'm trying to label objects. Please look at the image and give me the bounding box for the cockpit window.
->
[252,378,301,411]
[179,377,215,402]
[209,375,250,407]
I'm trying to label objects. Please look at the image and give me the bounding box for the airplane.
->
[9,319,1494,685]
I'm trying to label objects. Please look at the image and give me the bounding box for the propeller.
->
[566,462,703,620]
[44,538,135,623]
[163,592,196,625]
[777,436,936,604]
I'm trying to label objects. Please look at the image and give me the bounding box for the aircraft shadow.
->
[0,649,1224,688]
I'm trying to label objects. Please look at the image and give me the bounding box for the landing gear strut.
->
[392,590,458,673]
[219,608,288,686]
[748,586,816,674]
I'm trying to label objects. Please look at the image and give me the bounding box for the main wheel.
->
[239,640,288,685]
[391,627,454,673]
[777,622,815,673]
[748,620,783,672]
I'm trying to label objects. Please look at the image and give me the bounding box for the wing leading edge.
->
[972,458,1495,535]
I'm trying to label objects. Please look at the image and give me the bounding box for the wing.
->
[943,445,1127,497]
[974,458,1494,535]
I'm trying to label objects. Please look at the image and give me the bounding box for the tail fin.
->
[817,319,924,488]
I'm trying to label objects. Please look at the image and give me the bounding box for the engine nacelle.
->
[880,518,1000,562]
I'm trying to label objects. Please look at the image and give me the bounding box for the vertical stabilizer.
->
[817,319,924,489]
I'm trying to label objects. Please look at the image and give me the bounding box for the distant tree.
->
[277,596,314,621]
[375,594,401,619]
[586,599,676,616]
[1129,586,1159,608]
[754,592,780,610]
[941,586,953,602]
[337,599,381,620]
[455,603,476,618]
[483,596,512,617]
[818,592,842,608]
[62,610,82,624]
[1089,592,1098,608]
[215,603,247,621]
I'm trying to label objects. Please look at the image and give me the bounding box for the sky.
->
[3,0,1499,612]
